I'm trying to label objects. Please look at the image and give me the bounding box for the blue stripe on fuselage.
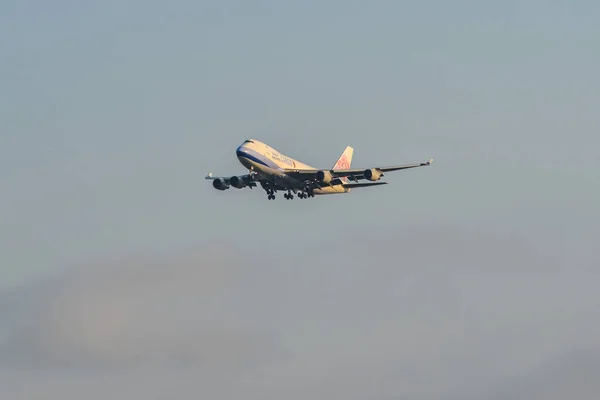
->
[236,147,307,189]
[237,150,268,167]
[236,147,279,169]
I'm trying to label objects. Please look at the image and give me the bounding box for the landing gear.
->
[265,188,276,200]
[262,185,315,201]
[302,187,315,198]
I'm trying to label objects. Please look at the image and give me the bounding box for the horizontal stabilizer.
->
[342,182,388,188]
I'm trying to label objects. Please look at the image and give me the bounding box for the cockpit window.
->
[243,140,254,144]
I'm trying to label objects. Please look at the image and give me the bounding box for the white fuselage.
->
[236,139,347,194]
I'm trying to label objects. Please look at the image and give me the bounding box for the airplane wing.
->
[205,173,224,180]
[341,182,388,188]
[284,158,434,181]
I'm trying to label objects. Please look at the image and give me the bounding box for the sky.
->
[1,0,600,398]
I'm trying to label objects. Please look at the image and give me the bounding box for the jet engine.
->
[229,176,247,189]
[316,170,333,184]
[212,178,230,190]
[363,168,383,181]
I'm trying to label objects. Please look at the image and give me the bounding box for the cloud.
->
[0,225,598,399]
[0,246,277,372]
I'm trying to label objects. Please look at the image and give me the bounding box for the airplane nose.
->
[236,145,253,170]
[236,145,249,162]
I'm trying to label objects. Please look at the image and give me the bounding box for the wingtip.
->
[427,158,434,165]
[205,172,213,179]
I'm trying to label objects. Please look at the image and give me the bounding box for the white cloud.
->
[1,227,598,399]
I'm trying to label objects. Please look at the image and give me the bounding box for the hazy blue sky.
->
[1,1,599,398]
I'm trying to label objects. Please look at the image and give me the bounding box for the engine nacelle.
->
[212,178,230,191]
[316,170,333,184]
[229,176,247,189]
[363,168,382,181]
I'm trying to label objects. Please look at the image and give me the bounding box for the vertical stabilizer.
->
[332,146,354,185]
[332,146,354,170]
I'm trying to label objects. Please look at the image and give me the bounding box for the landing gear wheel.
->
[265,187,277,200]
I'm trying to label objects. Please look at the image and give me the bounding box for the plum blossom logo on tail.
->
[335,155,349,170]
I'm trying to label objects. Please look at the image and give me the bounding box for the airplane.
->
[206,139,433,200]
